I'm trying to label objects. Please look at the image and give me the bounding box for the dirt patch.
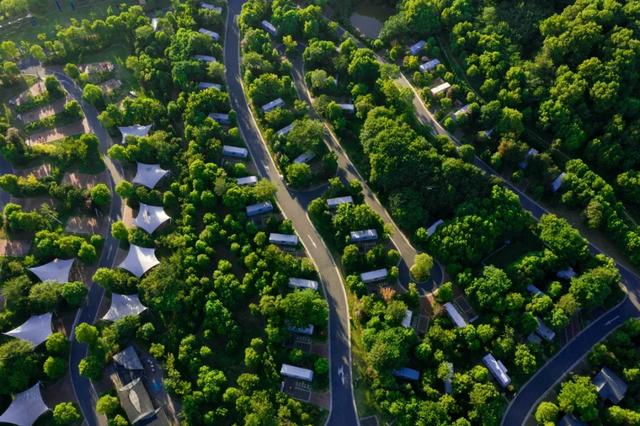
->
[13,163,53,178]
[14,81,46,105]
[62,171,106,190]
[19,97,67,124]
[10,195,55,211]
[0,239,31,257]
[122,205,134,227]
[100,78,122,93]
[25,119,88,146]
[65,215,99,235]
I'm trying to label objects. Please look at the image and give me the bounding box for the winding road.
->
[225,2,358,424]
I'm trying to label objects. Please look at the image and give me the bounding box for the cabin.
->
[551,172,566,193]
[409,40,426,56]
[327,196,353,209]
[194,54,217,63]
[452,104,471,120]
[276,123,294,137]
[198,28,220,41]
[535,317,556,342]
[261,20,277,36]
[426,219,444,237]
[261,98,285,113]
[526,284,544,296]
[419,59,440,73]
[293,150,316,164]
[556,267,576,280]
[593,367,627,403]
[288,277,319,291]
[269,233,299,247]
[280,364,313,382]
[337,103,355,114]
[287,324,314,336]
[222,145,248,159]
[401,310,413,328]
[360,268,388,284]
[518,147,539,169]
[482,353,511,388]
[236,176,258,186]
[209,112,230,125]
[430,82,451,96]
[392,367,420,381]
[246,201,273,218]
[198,82,222,91]
[443,302,467,328]
[200,2,222,13]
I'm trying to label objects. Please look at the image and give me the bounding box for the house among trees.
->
[518,147,539,169]
[443,302,467,328]
[430,82,451,96]
[526,284,544,296]
[261,20,277,36]
[0,383,50,426]
[426,219,444,237]
[592,367,628,403]
[209,112,230,124]
[360,268,388,284]
[200,2,222,13]
[222,145,248,159]
[193,54,217,63]
[287,324,314,336]
[408,40,426,56]
[551,172,567,193]
[116,378,170,426]
[327,196,353,209]
[350,229,378,252]
[443,363,454,394]
[245,201,273,218]
[337,103,355,114]
[556,267,576,280]
[482,353,511,388]
[293,150,316,164]
[3,313,53,347]
[269,233,299,248]
[261,98,285,113]
[557,415,587,426]
[392,367,420,381]
[276,123,294,137]
[419,59,440,73]
[198,28,220,41]
[401,310,413,328]
[198,82,222,91]
[452,104,471,120]
[288,277,319,291]
[535,317,556,342]
[280,364,313,382]
[236,176,258,186]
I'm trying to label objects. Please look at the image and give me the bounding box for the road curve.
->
[55,71,124,426]
[224,2,358,425]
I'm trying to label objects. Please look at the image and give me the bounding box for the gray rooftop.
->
[593,367,627,403]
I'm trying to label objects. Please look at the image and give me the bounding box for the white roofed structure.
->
[426,219,444,237]
[360,268,388,284]
[419,59,440,73]
[261,20,277,36]
[288,324,314,335]
[280,364,313,382]
[236,176,258,186]
[132,162,169,189]
[261,98,285,113]
[327,196,353,209]
[151,18,159,31]
[200,2,222,13]
[194,54,217,63]
[118,124,152,144]
[401,310,413,328]
[409,40,426,55]
[452,104,471,120]
[443,302,467,328]
[223,145,248,159]
[199,28,220,41]
[350,229,378,243]
[246,201,273,217]
[113,346,144,370]
[557,267,576,280]
[3,313,53,347]
[103,293,148,321]
[289,277,319,291]
[519,147,539,169]
[551,172,566,193]
[430,82,451,95]
[134,203,171,234]
[209,112,230,124]
[0,383,49,426]
[337,103,355,113]
[527,284,544,296]
[119,245,160,278]
[293,150,316,164]
[276,123,294,137]
[198,82,222,91]
[535,317,556,342]
[28,258,74,283]
[269,233,298,246]
[483,353,511,388]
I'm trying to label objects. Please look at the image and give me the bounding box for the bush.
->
[52,402,81,425]
[286,163,312,188]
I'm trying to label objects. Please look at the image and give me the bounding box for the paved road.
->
[0,155,11,209]
[55,70,124,426]
[225,2,358,425]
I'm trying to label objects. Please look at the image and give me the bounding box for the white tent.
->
[27,258,74,284]
[0,382,49,426]
[103,293,148,321]
[3,313,53,347]
[132,162,169,189]
[134,203,171,234]
[118,124,152,144]
[118,245,160,278]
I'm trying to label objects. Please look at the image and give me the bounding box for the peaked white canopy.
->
[134,203,171,234]
[103,293,148,321]
[3,313,53,347]
[27,258,74,284]
[118,124,152,144]
[0,383,49,426]
[119,245,160,278]
[132,162,169,189]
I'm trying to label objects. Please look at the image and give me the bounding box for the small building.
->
[443,302,467,328]
[526,284,544,296]
[119,245,160,278]
[261,20,277,36]
[113,346,144,371]
[209,112,230,125]
[280,364,313,382]
[557,414,588,426]
[198,28,220,41]
[327,196,353,209]
[419,59,440,73]
[246,201,273,217]
[133,162,169,189]
[261,98,285,113]
[443,362,454,394]
[430,82,451,96]
[276,123,294,137]
[350,229,378,244]
[426,219,444,237]
[293,150,316,164]
[556,267,576,280]
[198,82,222,91]
[236,176,258,186]
[200,2,222,13]
[551,172,566,193]
[269,233,298,247]
[337,103,355,113]
[518,147,539,169]
[409,40,426,56]
[401,310,413,328]
[592,367,628,403]
[535,317,556,342]
[288,277,319,291]
[117,378,170,425]
[452,104,471,120]
[287,324,314,336]
[392,367,420,381]
[134,203,171,234]
[360,268,388,284]
[223,145,248,159]
[194,54,217,63]
[482,353,511,388]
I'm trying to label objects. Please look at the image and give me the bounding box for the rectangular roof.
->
[443,302,467,328]
[526,284,544,296]
[392,367,420,381]
[551,172,566,193]
[482,353,511,388]
[261,97,285,113]
[269,233,298,246]
[200,2,222,12]
[593,367,627,403]
[287,324,314,335]
[337,103,355,112]
[222,145,248,158]
[360,268,388,284]
[280,363,313,381]
[453,104,471,119]
[419,59,440,73]
[236,176,258,186]
[276,123,294,137]
[261,20,277,35]
[426,219,444,236]
[401,310,413,328]
[198,82,222,91]
[350,229,378,243]
[556,267,576,280]
[194,54,217,62]
[409,40,426,55]
[327,196,353,208]
[209,112,230,124]
[430,82,451,95]
[289,277,319,290]
[535,317,556,342]
[293,150,316,164]
[198,28,220,41]
[246,201,273,217]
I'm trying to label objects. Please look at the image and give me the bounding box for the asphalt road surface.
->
[225,2,358,424]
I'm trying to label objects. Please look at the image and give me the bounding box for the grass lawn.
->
[81,44,140,95]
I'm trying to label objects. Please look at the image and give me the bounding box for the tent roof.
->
[118,124,152,144]
[103,293,148,322]
[113,346,143,370]
[27,258,74,283]
[117,378,155,424]
[3,313,53,347]
[118,245,159,278]
[134,203,171,234]
[132,162,169,189]
[0,383,49,426]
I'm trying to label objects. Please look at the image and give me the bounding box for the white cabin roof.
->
[419,59,440,73]
[209,112,230,124]
[261,98,285,113]
[280,363,313,381]
[261,20,277,36]
[3,313,53,347]
[293,150,316,164]
[118,245,160,278]
[276,123,294,137]
[193,54,217,63]
[198,82,222,91]
[430,82,451,95]
[409,40,426,55]
[360,268,388,284]
[0,383,49,426]
[327,196,353,208]
[482,353,511,388]
[28,258,74,283]
[222,145,248,158]
[103,293,148,321]
[443,302,467,328]
[350,229,378,243]
[551,172,566,193]
[200,2,222,13]
[198,28,220,41]
[134,203,171,234]
[246,201,273,217]
[132,162,169,189]
[269,233,298,246]
[426,219,444,236]
[401,310,413,328]
[288,277,319,291]
[236,176,258,186]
